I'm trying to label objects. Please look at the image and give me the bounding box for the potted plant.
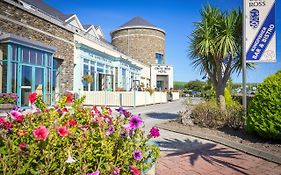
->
[145,87,155,96]
[0,93,17,112]
[82,74,94,84]
[0,94,160,175]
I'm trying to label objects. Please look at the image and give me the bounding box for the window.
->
[156,53,164,64]
[52,58,62,103]
[122,68,126,89]
[157,81,163,90]
[83,59,96,91]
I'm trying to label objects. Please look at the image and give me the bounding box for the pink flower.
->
[149,127,160,138]
[57,126,69,137]
[123,124,132,132]
[111,167,120,175]
[129,115,143,129]
[33,126,49,140]
[19,142,27,149]
[124,110,131,118]
[28,92,37,104]
[130,166,140,175]
[10,110,24,122]
[87,170,100,175]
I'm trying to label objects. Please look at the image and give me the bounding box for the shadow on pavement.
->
[156,138,249,175]
[145,112,178,120]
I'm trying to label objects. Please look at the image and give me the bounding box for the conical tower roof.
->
[111,16,165,34]
[120,16,156,28]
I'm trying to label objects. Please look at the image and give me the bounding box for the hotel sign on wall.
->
[154,65,171,74]
[245,0,276,62]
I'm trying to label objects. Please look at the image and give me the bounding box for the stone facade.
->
[0,1,74,93]
[111,28,165,65]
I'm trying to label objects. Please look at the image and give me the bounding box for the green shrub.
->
[225,88,232,105]
[190,99,243,129]
[246,70,281,140]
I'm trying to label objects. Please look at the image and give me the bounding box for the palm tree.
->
[189,4,254,111]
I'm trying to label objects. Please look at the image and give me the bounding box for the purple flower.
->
[78,125,89,131]
[129,115,143,129]
[111,167,120,175]
[133,150,143,160]
[87,170,100,175]
[106,126,114,136]
[149,127,160,138]
[115,107,125,114]
[116,107,131,117]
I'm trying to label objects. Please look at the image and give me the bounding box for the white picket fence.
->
[80,91,180,107]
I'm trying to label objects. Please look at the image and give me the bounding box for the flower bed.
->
[0,93,17,112]
[0,93,160,175]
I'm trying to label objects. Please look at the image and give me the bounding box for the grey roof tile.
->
[120,16,156,28]
[20,0,70,21]
[83,24,92,30]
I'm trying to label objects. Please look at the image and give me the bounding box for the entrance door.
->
[20,65,45,106]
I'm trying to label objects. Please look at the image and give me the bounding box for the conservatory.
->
[0,34,57,107]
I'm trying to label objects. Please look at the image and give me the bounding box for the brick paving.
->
[156,143,281,175]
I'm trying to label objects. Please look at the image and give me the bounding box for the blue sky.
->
[45,0,281,83]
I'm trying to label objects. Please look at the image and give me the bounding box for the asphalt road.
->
[128,98,186,132]
[126,97,210,153]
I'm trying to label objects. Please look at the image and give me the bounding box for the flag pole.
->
[242,0,247,115]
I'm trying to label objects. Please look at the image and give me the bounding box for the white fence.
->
[80,91,180,107]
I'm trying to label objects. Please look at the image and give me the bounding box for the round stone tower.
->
[111,16,165,65]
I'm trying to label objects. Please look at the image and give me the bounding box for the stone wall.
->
[0,1,74,93]
[111,28,165,65]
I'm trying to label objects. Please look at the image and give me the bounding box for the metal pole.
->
[242,0,247,115]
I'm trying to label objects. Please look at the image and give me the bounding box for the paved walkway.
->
[131,99,281,175]
[155,133,281,175]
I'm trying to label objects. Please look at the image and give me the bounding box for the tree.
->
[184,80,206,93]
[189,5,254,111]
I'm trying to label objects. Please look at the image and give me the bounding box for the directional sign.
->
[245,0,276,62]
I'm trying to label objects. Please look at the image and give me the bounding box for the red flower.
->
[62,108,68,113]
[57,126,69,137]
[3,122,13,129]
[19,142,27,149]
[33,126,49,140]
[28,92,37,104]
[130,166,140,175]
[0,117,5,124]
[17,130,28,137]
[64,119,77,127]
[66,95,73,103]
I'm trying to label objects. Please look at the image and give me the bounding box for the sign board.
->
[245,0,276,62]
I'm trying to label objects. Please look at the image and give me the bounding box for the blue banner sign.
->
[245,0,276,62]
